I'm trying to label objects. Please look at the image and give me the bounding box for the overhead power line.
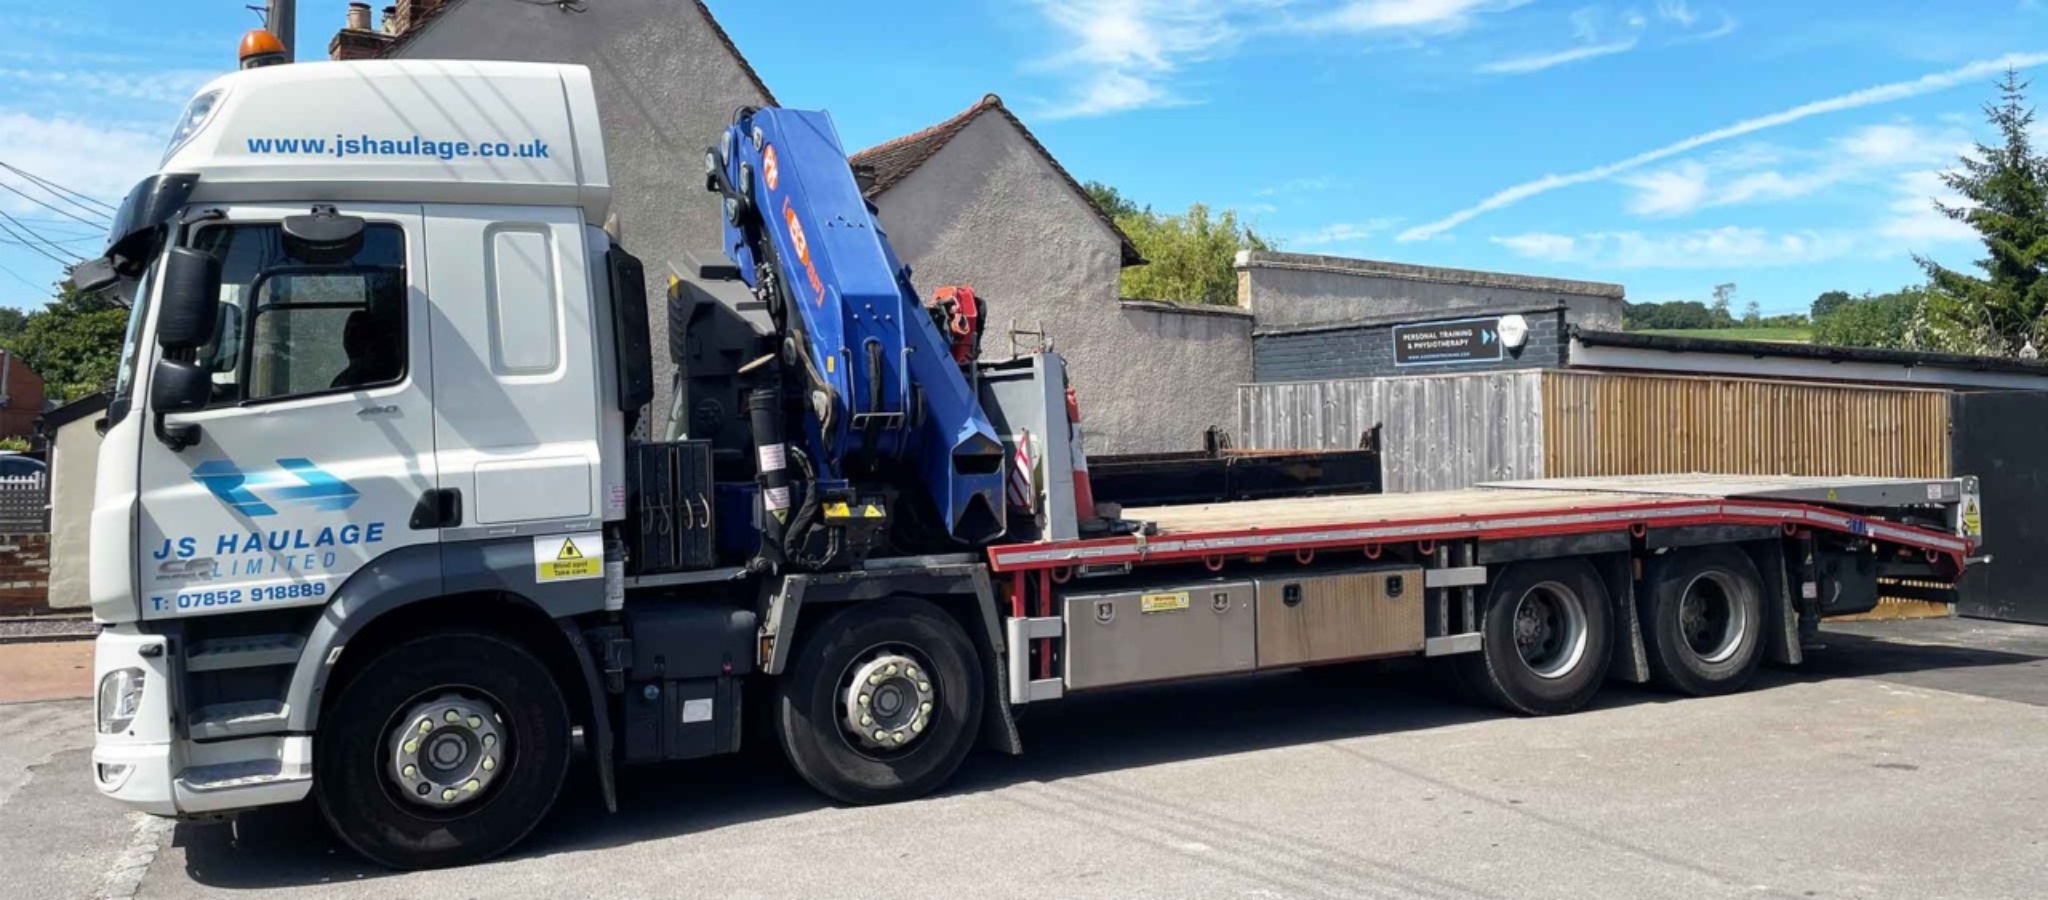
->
[0,180,108,229]
[0,210,80,265]
[0,162,117,216]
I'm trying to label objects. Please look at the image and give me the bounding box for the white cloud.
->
[1400,51,2048,241]
[1029,0,1244,119]
[1880,169,1976,243]
[1655,0,1698,27]
[1491,227,1858,269]
[1479,37,1639,74]
[1029,0,1531,118]
[1615,121,1971,217]
[0,67,214,107]
[1491,232,1578,260]
[1257,175,1337,197]
[1314,0,1530,34]
[1296,217,1405,246]
[0,112,159,207]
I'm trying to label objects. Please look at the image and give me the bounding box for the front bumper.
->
[91,628,313,817]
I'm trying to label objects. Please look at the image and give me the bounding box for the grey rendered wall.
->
[1239,371,1546,492]
[46,416,100,609]
[1254,310,1565,382]
[870,114,1245,453]
[392,0,772,426]
[1244,254,1625,332]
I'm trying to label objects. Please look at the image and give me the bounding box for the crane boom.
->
[707,107,1007,552]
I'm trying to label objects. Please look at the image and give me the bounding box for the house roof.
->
[1569,328,2048,391]
[850,94,1145,267]
[379,0,778,104]
[36,391,109,433]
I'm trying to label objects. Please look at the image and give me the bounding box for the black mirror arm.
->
[152,413,200,452]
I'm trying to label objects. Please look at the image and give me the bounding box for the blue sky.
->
[0,1,2042,315]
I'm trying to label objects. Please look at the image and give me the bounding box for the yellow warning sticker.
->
[534,532,603,583]
[1962,497,1982,536]
[824,501,852,518]
[1140,591,1189,614]
[862,504,885,518]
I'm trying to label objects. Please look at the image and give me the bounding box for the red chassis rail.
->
[986,496,1976,577]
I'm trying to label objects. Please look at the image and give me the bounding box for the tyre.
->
[775,597,984,806]
[1456,558,1613,716]
[315,631,572,870]
[1641,546,1766,696]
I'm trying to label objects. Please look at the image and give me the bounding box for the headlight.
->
[97,668,146,734]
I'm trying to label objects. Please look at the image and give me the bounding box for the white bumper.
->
[91,628,313,817]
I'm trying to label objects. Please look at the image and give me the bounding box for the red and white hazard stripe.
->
[1007,431,1035,512]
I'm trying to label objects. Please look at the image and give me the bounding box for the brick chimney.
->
[395,0,449,36]
[328,2,393,60]
[380,6,398,34]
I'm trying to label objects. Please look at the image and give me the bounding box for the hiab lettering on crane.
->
[782,196,826,307]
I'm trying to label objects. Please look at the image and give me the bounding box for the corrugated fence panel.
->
[1241,372,1546,492]
[1540,370,1949,479]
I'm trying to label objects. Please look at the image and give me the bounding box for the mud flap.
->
[1745,540,1802,666]
[562,621,619,813]
[1599,552,1650,684]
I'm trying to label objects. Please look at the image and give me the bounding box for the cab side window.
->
[188,223,407,405]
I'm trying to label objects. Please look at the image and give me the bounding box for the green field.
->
[1635,327,1812,343]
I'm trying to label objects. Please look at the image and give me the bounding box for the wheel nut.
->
[919,682,931,692]
[464,779,481,792]
[403,739,419,754]
[442,788,458,801]
[911,721,924,734]
[884,664,898,675]
[905,667,919,679]
[892,732,907,744]
[860,715,872,726]
[445,710,461,723]
[482,757,496,772]
[873,729,887,741]
[920,702,932,713]
[418,720,432,734]
[467,716,483,729]
[858,693,870,706]
[402,764,418,778]
[483,734,496,748]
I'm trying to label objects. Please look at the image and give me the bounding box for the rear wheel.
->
[315,631,571,870]
[1457,558,1613,716]
[1641,546,1766,696]
[775,597,984,805]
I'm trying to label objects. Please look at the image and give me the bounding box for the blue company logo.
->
[192,459,360,516]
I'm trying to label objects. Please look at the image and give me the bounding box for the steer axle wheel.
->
[315,631,571,870]
[776,597,984,805]
[1457,558,1613,716]
[1642,546,1766,696]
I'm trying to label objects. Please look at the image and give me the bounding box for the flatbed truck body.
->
[79,54,1983,870]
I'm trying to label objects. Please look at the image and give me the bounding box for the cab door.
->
[133,204,438,620]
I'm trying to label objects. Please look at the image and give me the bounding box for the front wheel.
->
[314,631,571,870]
[775,597,984,806]
[1457,558,1613,716]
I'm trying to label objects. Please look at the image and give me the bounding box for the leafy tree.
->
[1811,290,1853,320]
[1742,300,1760,325]
[1,280,128,402]
[1711,283,1736,317]
[1083,180,1144,220]
[1911,70,2048,355]
[1624,299,1731,330]
[1813,288,1926,349]
[0,307,25,343]
[1086,182,1273,305]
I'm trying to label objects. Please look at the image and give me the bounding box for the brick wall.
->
[1254,309,1567,382]
[0,533,50,615]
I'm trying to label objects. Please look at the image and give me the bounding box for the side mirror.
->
[148,358,209,450]
[157,247,221,351]
[282,207,365,264]
[68,257,119,294]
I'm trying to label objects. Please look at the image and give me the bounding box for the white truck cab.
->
[88,59,633,818]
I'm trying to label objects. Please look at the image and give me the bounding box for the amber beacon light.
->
[239,29,287,70]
